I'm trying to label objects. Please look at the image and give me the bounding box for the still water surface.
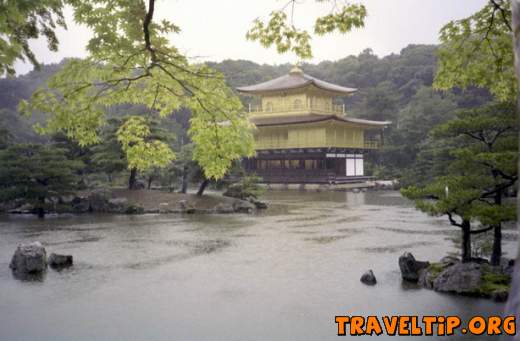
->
[0,191,516,340]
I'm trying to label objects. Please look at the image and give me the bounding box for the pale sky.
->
[14,0,488,74]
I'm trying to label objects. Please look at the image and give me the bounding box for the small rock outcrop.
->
[10,242,47,274]
[48,253,73,269]
[360,270,377,285]
[432,262,483,295]
[415,258,512,301]
[398,252,430,282]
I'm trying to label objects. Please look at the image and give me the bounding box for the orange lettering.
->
[422,316,437,335]
[350,316,365,336]
[383,316,398,336]
[335,316,349,336]
[468,316,486,335]
[410,316,422,335]
[365,316,383,336]
[487,316,502,335]
[503,316,516,335]
[398,316,410,335]
[445,316,460,335]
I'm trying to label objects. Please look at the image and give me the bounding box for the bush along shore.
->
[399,252,514,302]
[0,188,268,216]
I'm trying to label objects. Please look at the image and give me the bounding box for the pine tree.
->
[0,144,83,217]
[402,102,518,263]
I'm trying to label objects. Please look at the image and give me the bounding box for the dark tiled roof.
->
[250,114,391,127]
[236,68,357,95]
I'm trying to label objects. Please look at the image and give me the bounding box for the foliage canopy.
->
[434,0,515,101]
[20,0,255,180]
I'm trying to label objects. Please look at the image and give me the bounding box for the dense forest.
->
[0,44,493,186]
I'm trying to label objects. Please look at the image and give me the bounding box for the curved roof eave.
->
[250,114,391,127]
[236,73,357,96]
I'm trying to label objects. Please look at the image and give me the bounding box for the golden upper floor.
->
[237,66,356,117]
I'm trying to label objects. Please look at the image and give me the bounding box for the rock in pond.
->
[399,252,430,282]
[360,270,377,285]
[491,288,509,302]
[48,253,73,269]
[10,242,47,274]
[432,262,483,295]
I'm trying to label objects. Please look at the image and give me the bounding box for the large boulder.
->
[10,242,47,274]
[432,262,483,295]
[418,263,447,290]
[48,253,73,269]
[399,252,430,282]
[360,270,377,285]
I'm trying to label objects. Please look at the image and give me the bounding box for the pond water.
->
[0,191,516,340]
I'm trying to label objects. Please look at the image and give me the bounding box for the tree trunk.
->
[147,176,153,190]
[461,219,471,263]
[37,197,45,219]
[180,165,188,194]
[196,179,209,196]
[491,224,502,266]
[491,189,503,266]
[128,168,137,190]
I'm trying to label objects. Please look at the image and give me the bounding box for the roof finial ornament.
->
[289,63,303,76]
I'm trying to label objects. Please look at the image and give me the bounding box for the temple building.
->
[237,66,390,185]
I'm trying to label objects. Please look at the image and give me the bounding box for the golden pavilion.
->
[237,66,390,185]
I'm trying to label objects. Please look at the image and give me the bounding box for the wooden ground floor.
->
[243,147,376,184]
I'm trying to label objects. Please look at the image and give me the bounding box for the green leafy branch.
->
[246,0,366,60]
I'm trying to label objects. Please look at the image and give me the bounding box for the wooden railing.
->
[248,103,345,115]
